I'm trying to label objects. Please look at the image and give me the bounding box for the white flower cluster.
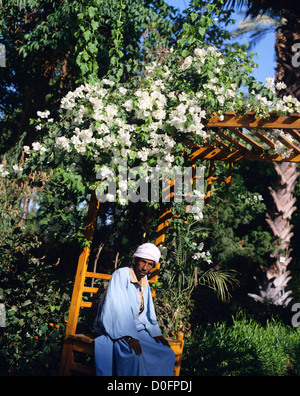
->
[265,77,287,94]
[180,46,222,73]
[243,193,264,206]
[168,94,208,138]
[251,92,300,117]
[34,142,47,156]
[192,242,212,264]
[37,110,50,119]
[178,46,240,118]
[253,194,263,202]
[258,128,297,158]
[0,164,9,178]
[249,77,300,117]
[26,80,179,178]
[135,80,167,121]
[12,165,23,175]
[273,94,300,114]
[0,163,23,177]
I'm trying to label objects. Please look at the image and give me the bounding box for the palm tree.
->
[219,0,300,306]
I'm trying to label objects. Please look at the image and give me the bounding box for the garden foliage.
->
[183,315,300,376]
[1,0,300,376]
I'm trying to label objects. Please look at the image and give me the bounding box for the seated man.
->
[93,243,175,376]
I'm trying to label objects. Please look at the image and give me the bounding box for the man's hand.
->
[154,335,170,347]
[126,337,142,355]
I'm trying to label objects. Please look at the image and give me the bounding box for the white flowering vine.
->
[2,44,300,223]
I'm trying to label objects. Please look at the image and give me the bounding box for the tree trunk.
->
[249,13,300,306]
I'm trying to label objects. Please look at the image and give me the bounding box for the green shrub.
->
[182,316,300,376]
[0,164,72,375]
[0,256,71,376]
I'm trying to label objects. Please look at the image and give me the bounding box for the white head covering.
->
[133,243,161,265]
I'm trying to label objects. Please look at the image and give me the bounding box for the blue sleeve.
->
[141,286,162,338]
[98,268,139,340]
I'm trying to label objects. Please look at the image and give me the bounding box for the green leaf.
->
[178,38,186,48]
[198,27,206,37]
[116,67,124,79]
[39,324,48,335]
[87,42,98,54]
[83,30,92,41]
[82,49,90,61]
[87,6,97,18]
[22,299,32,307]
[191,12,198,22]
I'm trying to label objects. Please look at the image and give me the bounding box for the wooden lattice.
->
[189,112,300,163]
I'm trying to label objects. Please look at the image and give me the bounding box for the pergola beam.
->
[190,146,300,163]
[205,112,300,130]
[227,127,265,152]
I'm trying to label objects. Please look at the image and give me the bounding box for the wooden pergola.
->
[190,112,300,163]
[60,112,300,376]
[156,112,300,246]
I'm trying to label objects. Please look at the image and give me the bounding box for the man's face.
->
[134,257,155,280]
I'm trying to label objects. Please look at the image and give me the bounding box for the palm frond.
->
[221,0,249,11]
[220,0,295,18]
[231,14,280,49]
[231,14,279,36]
[198,268,239,302]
